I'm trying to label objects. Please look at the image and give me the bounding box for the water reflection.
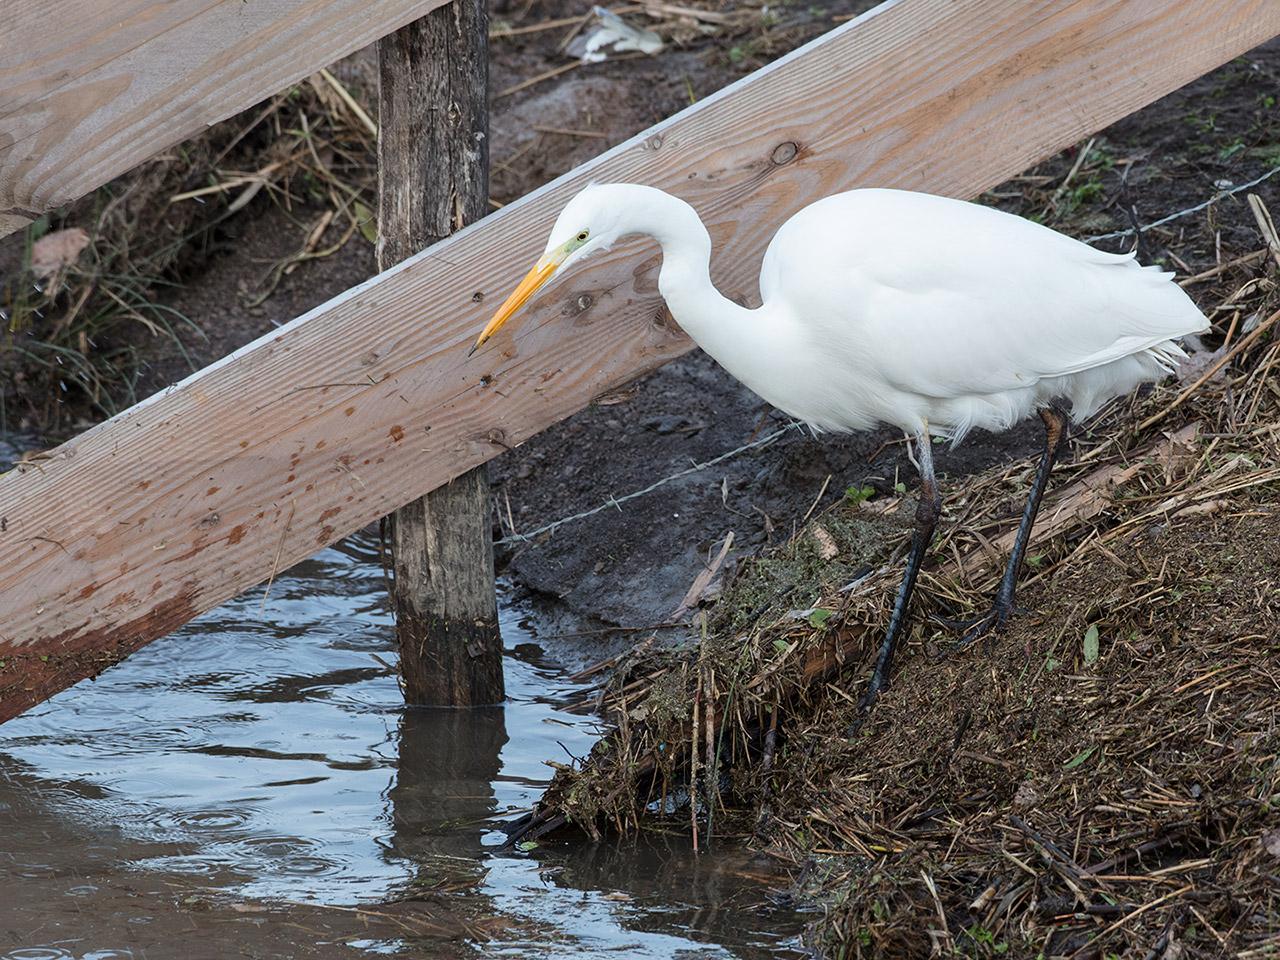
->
[0,534,802,958]
[388,705,506,941]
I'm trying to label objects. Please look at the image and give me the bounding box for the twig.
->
[690,664,701,853]
[1010,816,1088,881]
[317,68,377,137]
[169,159,289,203]
[532,124,609,139]
[1247,192,1280,270]
[703,647,716,845]
[921,870,953,950]
[1045,137,1096,217]
[801,474,832,524]
[498,61,582,98]
[1084,826,1194,877]
[1067,885,1194,958]
[643,2,732,23]
[1137,306,1280,433]
[260,499,297,611]
[669,531,735,621]
[209,98,285,168]
[493,139,540,174]
[556,9,595,54]
[490,14,587,38]
[1177,248,1267,286]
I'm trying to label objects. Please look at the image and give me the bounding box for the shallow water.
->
[0,534,803,959]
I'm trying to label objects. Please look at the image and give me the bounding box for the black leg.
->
[859,432,941,712]
[958,404,1070,645]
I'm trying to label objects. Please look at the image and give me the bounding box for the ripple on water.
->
[235,835,341,878]
[134,852,239,878]
[7,951,133,960]
[163,808,254,832]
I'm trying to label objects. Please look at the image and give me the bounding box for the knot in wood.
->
[771,141,799,165]
[564,293,594,317]
[645,134,664,151]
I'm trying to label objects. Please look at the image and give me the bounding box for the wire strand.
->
[495,421,805,546]
[1085,164,1280,243]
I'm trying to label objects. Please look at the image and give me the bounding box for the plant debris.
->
[0,61,379,435]
[29,229,91,280]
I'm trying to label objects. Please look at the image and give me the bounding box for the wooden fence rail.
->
[1,0,1277,723]
[0,0,448,237]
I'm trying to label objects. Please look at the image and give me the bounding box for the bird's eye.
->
[576,230,589,242]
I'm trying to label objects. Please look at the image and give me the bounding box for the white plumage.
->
[486,183,1205,441]
[474,182,1209,707]
[748,188,1204,440]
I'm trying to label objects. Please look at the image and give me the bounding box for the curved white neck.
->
[619,187,761,359]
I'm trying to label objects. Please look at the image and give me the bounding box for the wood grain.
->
[1,0,1277,723]
[377,0,504,706]
[0,0,448,235]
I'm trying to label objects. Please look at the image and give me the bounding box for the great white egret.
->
[472,184,1208,708]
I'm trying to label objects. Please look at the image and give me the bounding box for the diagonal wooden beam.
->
[2,0,1278,724]
[0,0,448,236]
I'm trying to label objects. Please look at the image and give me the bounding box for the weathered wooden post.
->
[377,0,504,705]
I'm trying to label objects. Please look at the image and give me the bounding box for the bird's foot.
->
[930,610,986,632]
[844,662,893,738]
[856,680,883,715]
[845,684,881,738]
[955,607,1008,650]
[936,598,1022,653]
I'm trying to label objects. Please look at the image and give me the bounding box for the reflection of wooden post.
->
[390,706,507,863]
[377,0,503,705]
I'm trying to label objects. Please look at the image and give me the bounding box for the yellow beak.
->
[469,254,559,357]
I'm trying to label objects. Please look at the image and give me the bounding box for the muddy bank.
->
[496,352,1044,664]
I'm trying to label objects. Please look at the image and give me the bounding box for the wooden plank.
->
[1,0,1277,724]
[377,0,504,706]
[0,0,448,235]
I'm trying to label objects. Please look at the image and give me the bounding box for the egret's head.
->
[470,184,625,355]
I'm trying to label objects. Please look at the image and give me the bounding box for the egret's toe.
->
[943,600,1024,652]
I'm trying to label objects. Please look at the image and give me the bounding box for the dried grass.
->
[0,63,379,436]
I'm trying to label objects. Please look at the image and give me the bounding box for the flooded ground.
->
[0,534,804,959]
